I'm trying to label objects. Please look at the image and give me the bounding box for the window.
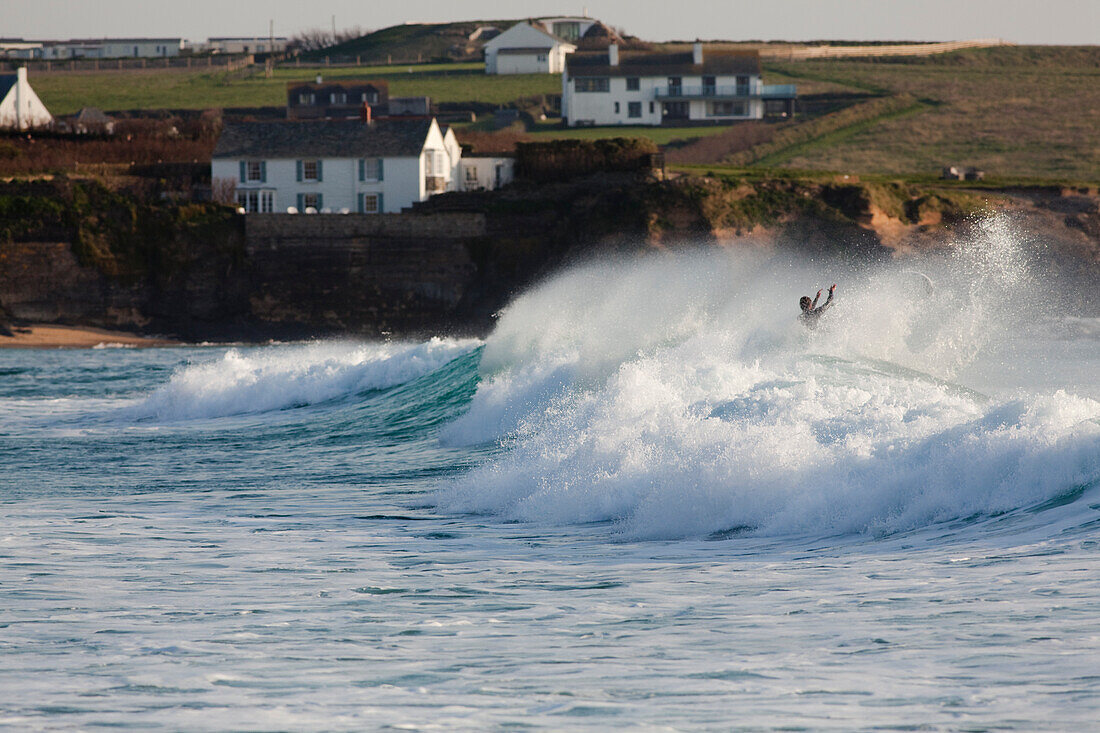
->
[236,190,274,213]
[628,101,642,118]
[702,76,716,95]
[331,92,346,104]
[707,101,748,117]
[298,92,315,105]
[649,101,654,114]
[246,161,263,181]
[360,91,378,103]
[464,165,478,183]
[667,76,682,91]
[626,77,640,91]
[301,160,319,181]
[614,102,620,114]
[360,193,380,214]
[360,157,382,181]
[301,193,321,211]
[575,77,609,93]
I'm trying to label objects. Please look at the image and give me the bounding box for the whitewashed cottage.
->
[483,21,577,74]
[211,118,454,214]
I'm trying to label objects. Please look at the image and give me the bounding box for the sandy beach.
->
[0,324,179,349]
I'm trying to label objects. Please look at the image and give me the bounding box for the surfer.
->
[799,284,836,326]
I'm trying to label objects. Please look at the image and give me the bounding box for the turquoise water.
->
[4,224,1100,730]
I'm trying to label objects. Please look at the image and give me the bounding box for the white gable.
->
[484,22,563,52]
[0,69,53,130]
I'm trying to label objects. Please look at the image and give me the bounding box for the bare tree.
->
[211,177,237,205]
[289,25,369,52]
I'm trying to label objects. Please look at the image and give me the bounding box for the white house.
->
[460,154,515,192]
[40,38,184,60]
[204,37,289,55]
[562,43,797,127]
[0,68,53,130]
[0,41,43,60]
[483,22,576,74]
[211,117,455,214]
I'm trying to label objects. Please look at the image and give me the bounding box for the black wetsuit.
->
[800,290,834,327]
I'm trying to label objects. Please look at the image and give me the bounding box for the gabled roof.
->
[485,21,575,50]
[287,80,388,92]
[0,75,16,101]
[213,118,434,159]
[566,49,761,78]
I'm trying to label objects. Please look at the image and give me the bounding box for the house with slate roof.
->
[0,68,53,130]
[562,43,796,127]
[211,117,454,214]
[483,21,578,74]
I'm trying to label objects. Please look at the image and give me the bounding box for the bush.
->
[515,138,660,182]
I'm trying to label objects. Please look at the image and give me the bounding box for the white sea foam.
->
[133,337,480,420]
[440,216,1100,539]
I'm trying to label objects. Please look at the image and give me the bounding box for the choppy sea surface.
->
[3,218,1100,730]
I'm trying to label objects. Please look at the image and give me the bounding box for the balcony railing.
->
[654,83,797,100]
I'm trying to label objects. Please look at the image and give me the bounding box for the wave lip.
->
[132,338,480,421]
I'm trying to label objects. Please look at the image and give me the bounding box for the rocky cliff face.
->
[1,174,1097,340]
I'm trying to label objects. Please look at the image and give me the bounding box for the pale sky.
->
[2,0,1098,45]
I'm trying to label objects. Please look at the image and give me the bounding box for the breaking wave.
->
[438,216,1100,539]
[132,338,481,420]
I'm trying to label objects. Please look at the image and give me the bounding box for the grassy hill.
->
[754,46,1100,180]
[305,20,517,63]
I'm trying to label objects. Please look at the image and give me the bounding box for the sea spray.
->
[439,216,1100,538]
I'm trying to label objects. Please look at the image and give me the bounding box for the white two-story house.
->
[211,118,455,214]
[562,43,796,126]
[483,21,577,74]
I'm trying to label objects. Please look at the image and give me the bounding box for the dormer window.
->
[331,92,347,104]
[298,92,315,105]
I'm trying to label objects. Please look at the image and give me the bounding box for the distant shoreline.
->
[0,324,181,350]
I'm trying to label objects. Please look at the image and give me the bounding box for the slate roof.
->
[566,50,761,78]
[0,75,16,101]
[213,118,434,159]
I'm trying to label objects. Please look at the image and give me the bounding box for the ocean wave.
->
[132,338,481,420]
[439,215,1100,539]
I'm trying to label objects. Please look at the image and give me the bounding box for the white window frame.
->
[302,193,320,211]
[246,160,263,181]
[362,157,381,181]
[464,165,478,183]
[302,160,319,181]
[627,101,642,118]
[361,193,380,214]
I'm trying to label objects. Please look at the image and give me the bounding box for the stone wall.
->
[243,212,489,336]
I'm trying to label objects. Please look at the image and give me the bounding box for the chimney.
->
[693,42,703,65]
[360,102,372,124]
[315,73,323,84]
[608,43,619,66]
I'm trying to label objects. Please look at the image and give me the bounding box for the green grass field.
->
[526,121,733,146]
[760,46,1100,180]
[31,62,561,115]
